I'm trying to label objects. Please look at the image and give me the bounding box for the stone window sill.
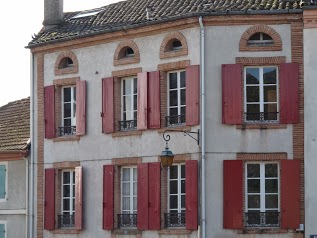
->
[52,135,80,142]
[111,130,142,138]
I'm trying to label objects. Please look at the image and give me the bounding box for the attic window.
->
[172,40,182,50]
[248,33,273,46]
[71,8,103,19]
[59,57,74,69]
[124,47,135,57]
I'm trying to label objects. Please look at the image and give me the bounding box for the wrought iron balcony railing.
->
[164,213,186,228]
[58,126,76,136]
[118,120,137,131]
[245,211,280,228]
[117,213,137,228]
[58,214,75,228]
[245,112,278,122]
[165,115,186,127]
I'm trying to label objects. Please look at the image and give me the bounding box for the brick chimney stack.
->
[43,0,63,31]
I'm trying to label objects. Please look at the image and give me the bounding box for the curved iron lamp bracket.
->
[163,129,200,146]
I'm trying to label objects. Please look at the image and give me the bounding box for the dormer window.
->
[248,33,273,46]
[59,57,74,69]
[172,40,182,51]
[113,40,140,66]
[124,47,135,57]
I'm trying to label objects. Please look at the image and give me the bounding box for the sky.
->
[0,0,121,107]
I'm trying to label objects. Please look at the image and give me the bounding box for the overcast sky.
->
[0,0,121,107]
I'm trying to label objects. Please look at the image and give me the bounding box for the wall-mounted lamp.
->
[160,129,200,169]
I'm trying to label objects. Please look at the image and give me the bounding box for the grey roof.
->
[0,98,30,151]
[28,0,314,47]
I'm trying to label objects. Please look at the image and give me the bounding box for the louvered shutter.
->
[137,72,148,130]
[223,160,243,229]
[103,165,114,230]
[185,160,198,230]
[280,159,300,229]
[222,64,242,125]
[0,165,5,199]
[44,85,56,138]
[76,81,86,135]
[0,224,4,238]
[137,163,149,230]
[75,166,83,230]
[44,168,55,230]
[186,65,200,126]
[148,71,161,129]
[102,77,115,133]
[148,162,161,230]
[279,63,299,124]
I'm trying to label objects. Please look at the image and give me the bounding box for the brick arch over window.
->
[239,25,282,52]
[160,31,188,59]
[54,51,79,75]
[113,40,140,66]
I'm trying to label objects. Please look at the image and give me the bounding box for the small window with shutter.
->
[0,222,6,238]
[0,163,7,201]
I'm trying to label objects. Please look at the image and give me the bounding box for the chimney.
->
[43,0,64,31]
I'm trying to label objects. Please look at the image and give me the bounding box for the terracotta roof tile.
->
[0,98,30,151]
[28,0,314,47]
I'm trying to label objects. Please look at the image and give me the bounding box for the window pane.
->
[264,86,277,102]
[249,33,261,41]
[133,182,137,195]
[122,168,130,181]
[181,107,186,116]
[181,195,185,208]
[247,179,260,193]
[63,185,70,197]
[265,164,278,177]
[180,71,186,87]
[124,96,132,114]
[63,199,70,211]
[169,108,178,117]
[169,73,177,89]
[246,104,260,121]
[122,183,130,196]
[64,103,71,118]
[181,165,185,178]
[263,67,277,84]
[73,87,76,101]
[262,33,273,41]
[181,89,186,105]
[264,104,277,120]
[265,195,278,209]
[247,164,260,178]
[181,180,185,193]
[122,197,130,210]
[169,91,178,107]
[265,179,278,193]
[170,166,178,179]
[123,79,132,95]
[133,95,137,111]
[63,172,70,183]
[133,78,137,94]
[73,102,76,118]
[133,197,137,210]
[170,181,178,194]
[246,86,259,102]
[63,88,71,102]
[248,195,260,208]
[133,168,137,181]
[246,68,259,84]
[170,195,178,209]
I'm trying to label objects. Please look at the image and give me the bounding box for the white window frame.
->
[121,77,138,123]
[168,164,186,213]
[121,166,137,214]
[61,170,75,216]
[248,32,274,45]
[0,162,7,202]
[0,221,6,238]
[167,70,186,124]
[245,162,280,224]
[244,66,279,122]
[61,85,76,128]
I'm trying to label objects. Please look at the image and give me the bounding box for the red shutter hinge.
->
[100,112,104,117]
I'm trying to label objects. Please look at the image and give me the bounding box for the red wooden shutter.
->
[76,81,86,135]
[75,166,83,230]
[148,162,161,230]
[279,63,299,124]
[222,64,242,125]
[186,65,200,126]
[185,160,198,230]
[44,168,55,230]
[280,159,300,229]
[44,85,55,139]
[102,77,115,133]
[137,163,149,230]
[223,160,243,229]
[148,71,161,129]
[103,165,114,230]
[137,72,148,130]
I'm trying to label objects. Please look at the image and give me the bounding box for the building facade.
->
[28,0,308,237]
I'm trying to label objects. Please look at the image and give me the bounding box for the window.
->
[118,167,137,228]
[171,39,182,51]
[0,222,5,238]
[59,86,77,136]
[245,162,279,228]
[244,66,278,122]
[58,57,74,69]
[120,77,137,131]
[167,71,186,126]
[165,164,186,227]
[248,33,274,46]
[124,47,135,57]
[0,163,7,201]
[58,170,76,228]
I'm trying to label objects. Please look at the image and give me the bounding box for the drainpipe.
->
[199,16,206,238]
[23,157,29,238]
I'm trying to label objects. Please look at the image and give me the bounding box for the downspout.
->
[23,157,29,238]
[199,16,206,238]
[29,52,35,238]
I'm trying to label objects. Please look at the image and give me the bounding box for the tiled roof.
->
[28,0,312,47]
[0,97,30,151]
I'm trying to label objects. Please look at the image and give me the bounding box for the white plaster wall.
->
[304,27,317,238]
